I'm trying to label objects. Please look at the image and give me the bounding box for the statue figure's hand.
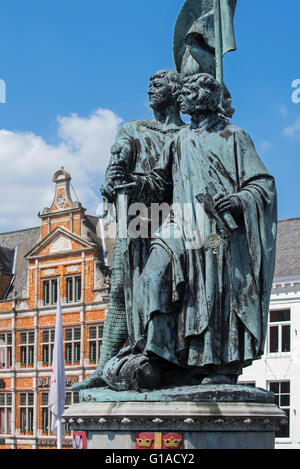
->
[109,163,135,185]
[213,193,242,217]
[101,182,117,202]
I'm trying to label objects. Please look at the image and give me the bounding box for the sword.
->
[114,183,137,244]
[107,143,136,242]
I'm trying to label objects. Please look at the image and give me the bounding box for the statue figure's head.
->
[179,73,222,115]
[148,70,182,111]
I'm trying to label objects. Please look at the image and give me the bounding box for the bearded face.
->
[148,76,173,111]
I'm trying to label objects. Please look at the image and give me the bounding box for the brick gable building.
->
[1,166,300,449]
[0,168,111,449]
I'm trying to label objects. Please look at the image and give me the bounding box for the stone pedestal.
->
[63,385,287,450]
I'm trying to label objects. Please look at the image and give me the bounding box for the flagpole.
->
[214,0,224,104]
[57,418,62,450]
[48,281,66,450]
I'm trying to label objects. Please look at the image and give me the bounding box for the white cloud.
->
[259,141,272,154]
[283,116,300,139]
[279,105,288,119]
[0,108,123,232]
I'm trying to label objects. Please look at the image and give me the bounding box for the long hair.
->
[182,73,222,112]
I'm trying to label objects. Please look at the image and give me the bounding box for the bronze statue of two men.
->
[72,69,277,393]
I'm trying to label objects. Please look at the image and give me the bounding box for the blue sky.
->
[0,0,299,231]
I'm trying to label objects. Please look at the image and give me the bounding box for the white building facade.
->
[240,218,300,449]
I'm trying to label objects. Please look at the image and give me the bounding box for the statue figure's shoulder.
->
[117,120,139,136]
[219,122,266,170]
[114,120,148,144]
[117,120,159,136]
[117,120,187,143]
[134,120,187,135]
[218,121,253,145]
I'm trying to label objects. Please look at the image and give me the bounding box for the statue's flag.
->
[218,0,237,56]
[48,283,66,446]
[173,0,238,76]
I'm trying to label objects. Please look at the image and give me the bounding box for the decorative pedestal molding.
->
[63,385,287,450]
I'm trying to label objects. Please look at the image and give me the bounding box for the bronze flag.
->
[173,0,237,76]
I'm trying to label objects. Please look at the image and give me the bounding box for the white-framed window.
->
[42,330,55,366]
[41,392,51,435]
[66,275,81,303]
[268,381,290,438]
[88,325,103,363]
[43,278,58,306]
[65,327,81,365]
[268,309,291,354]
[0,392,12,434]
[0,332,12,369]
[40,390,79,436]
[65,392,79,434]
[20,392,34,434]
[20,331,34,366]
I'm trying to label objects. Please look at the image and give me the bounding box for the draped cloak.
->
[129,116,277,371]
[104,120,182,356]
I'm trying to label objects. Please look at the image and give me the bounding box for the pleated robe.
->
[129,116,277,373]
